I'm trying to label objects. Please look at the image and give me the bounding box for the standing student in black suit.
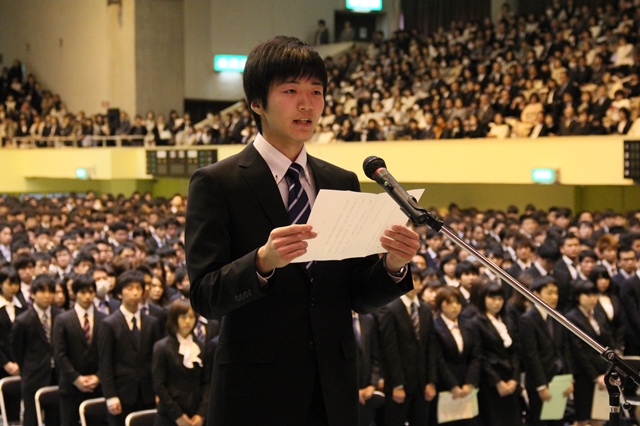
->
[98,270,161,426]
[565,280,614,426]
[377,268,437,426]
[433,286,481,426]
[553,233,581,312]
[53,274,105,426]
[185,36,418,426]
[10,274,61,426]
[353,311,384,426]
[589,266,625,352]
[152,299,210,426]
[0,267,25,380]
[520,276,574,426]
[471,281,522,426]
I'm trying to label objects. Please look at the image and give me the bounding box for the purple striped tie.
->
[285,163,314,278]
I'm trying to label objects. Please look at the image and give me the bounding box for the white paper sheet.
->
[295,188,425,262]
[540,374,573,420]
[591,383,610,421]
[437,389,479,423]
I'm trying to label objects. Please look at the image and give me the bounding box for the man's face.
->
[560,238,580,260]
[536,285,559,309]
[18,264,35,284]
[121,282,143,313]
[252,77,324,153]
[114,229,129,244]
[619,250,638,274]
[0,227,12,246]
[76,288,96,311]
[32,288,54,311]
[56,250,72,268]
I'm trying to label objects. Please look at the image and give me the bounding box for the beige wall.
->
[107,0,137,116]
[0,0,110,113]
[0,137,637,212]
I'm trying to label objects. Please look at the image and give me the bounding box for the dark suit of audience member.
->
[566,305,614,422]
[520,307,574,426]
[11,306,61,426]
[553,260,575,312]
[98,309,160,426]
[0,301,26,379]
[595,294,625,352]
[433,315,481,426]
[53,307,106,426]
[95,296,121,316]
[472,312,521,426]
[152,334,211,426]
[142,302,167,336]
[378,298,437,426]
[353,313,384,426]
[620,273,640,355]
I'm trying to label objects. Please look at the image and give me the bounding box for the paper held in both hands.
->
[295,189,425,263]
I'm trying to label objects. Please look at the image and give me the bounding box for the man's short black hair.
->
[114,270,145,296]
[243,36,327,133]
[531,275,557,293]
[13,253,35,271]
[536,240,561,262]
[71,274,97,294]
[31,273,56,294]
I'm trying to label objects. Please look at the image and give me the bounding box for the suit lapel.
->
[71,312,90,348]
[30,308,48,343]
[238,144,289,229]
[117,311,138,351]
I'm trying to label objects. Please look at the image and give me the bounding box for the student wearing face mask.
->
[90,266,121,315]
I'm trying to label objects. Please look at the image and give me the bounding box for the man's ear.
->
[250,100,262,114]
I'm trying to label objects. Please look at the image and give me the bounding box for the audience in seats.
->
[0,190,638,424]
[3,1,640,147]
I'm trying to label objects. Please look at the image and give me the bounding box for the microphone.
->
[363,156,442,231]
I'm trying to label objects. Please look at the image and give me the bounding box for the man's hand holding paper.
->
[295,189,424,263]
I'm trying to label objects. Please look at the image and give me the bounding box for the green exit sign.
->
[531,168,557,184]
[214,55,247,72]
[76,168,88,179]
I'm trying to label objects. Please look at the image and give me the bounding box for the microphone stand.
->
[409,205,640,426]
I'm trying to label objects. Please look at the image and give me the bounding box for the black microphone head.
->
[363,156,386,180]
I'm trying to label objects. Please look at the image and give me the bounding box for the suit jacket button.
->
[308,341,315,351]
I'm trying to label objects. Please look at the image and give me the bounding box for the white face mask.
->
[96,279,110,298]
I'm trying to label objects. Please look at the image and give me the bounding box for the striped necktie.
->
[410,303,420,340]
[285,163,314,278]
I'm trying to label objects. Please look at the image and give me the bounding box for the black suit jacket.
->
[565,308,613,381]
[0,304,27,378]
[185,143,412,425]
[152,335,211,420]
[595,294,625,351]
[377,299,437,394]
[553,261,574,312]
[52,308,106,396]
[433,315,481,391]
[519,308,573,390]
[619,274,640,353]
[10,306,60,392]
[97,310,160,406]
[471,313,520,387]
[355,313,382,389]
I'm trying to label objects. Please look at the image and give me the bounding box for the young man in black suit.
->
[377,268,437,426]
[53,274,105,426]
[520,276,574,426]
[10,274,61,426]
[98,270,160,426]
[185,36,419,426]
[353,311,384,426]
[0,267,24,380]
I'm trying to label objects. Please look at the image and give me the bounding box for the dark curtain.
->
[402,0,491,35]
